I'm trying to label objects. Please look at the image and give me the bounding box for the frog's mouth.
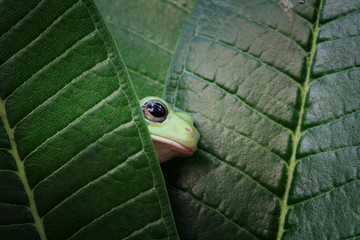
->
[150,134,195,156]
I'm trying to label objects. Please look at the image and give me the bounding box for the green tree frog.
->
[140,97,200,163]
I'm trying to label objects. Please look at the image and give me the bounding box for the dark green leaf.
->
[163,0,360,239]
[0,0,177,239]
[95,0,198,99]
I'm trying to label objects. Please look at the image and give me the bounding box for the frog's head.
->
[140,96,200,163]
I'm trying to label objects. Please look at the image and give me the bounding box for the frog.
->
[140,96,200,163]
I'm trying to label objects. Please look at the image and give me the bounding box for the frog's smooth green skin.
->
[140,97,200,163]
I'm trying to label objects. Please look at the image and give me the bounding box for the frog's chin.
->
[150,134,195,163]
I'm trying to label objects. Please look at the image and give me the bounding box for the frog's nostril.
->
[185,127,191,132]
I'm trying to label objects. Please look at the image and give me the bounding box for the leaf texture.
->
[163,0,360,239]
[95,0,198,98]
[0,0,177,239]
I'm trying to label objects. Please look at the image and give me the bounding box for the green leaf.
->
[162,0,360,239]
[0,0,177,239]
[95,0,198,99]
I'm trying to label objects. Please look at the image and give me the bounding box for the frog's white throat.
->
[150,134,195,163]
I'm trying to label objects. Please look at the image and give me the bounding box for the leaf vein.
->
[289,178,359,207]
[165,0,191,13]
[4,31,99,103]
[67,188,156,240]
[106,22,174,54]
[195,113,287,162]
[341,234,360,240]
[13,57,111,128]
[318,33,360,44]
[268,0,313,25]
[127,67,164,87]
[310,66,360,84]
[22,90,121,162]
[42,150,144,219]
[0,1,81,69]
[32,121,134,190]
[168,186,260,239]
[198,148,281,198]
[214,0,307,52]
[197,34,302,86]
[185,70,294,134]
[285,206,358,233]
[314,65,360,80]
[302,109,360,132]
[123,219,164,240]
[0,202,29,208]
[320,9,360,27]
[0,0,42,39]
[297,144,360,162]
[0,223,35,227]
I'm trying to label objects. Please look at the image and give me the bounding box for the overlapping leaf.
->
[162,0,360,239]
[0,0,177,239]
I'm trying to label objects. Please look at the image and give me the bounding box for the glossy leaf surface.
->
[95,0,198,99]
[0,0,177,239]
[163,0,360,239]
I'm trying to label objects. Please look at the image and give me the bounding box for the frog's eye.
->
[142,99,168,122]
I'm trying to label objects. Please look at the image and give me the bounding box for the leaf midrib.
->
[0,99,47,240]
[276,1,323,239]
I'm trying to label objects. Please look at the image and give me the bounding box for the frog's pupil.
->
[148,102,166,117]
